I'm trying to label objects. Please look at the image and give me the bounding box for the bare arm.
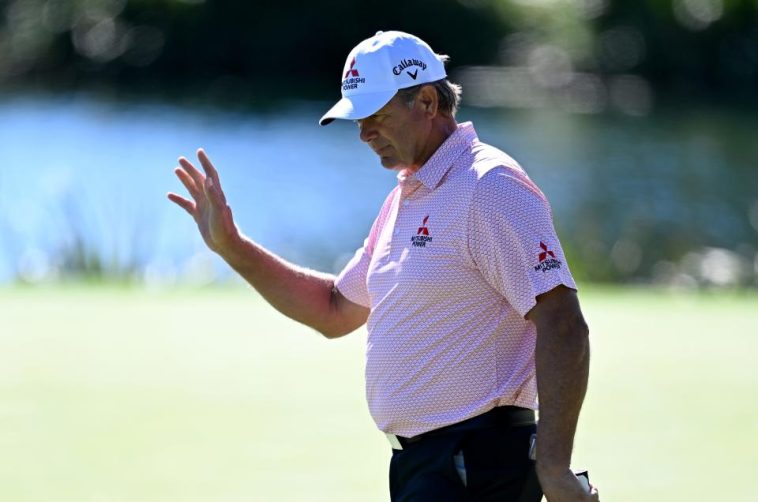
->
[168,149,369,338]
[219,237,368,338]
[526,285,599,502]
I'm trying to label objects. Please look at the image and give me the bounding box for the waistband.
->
[385,406,536,450]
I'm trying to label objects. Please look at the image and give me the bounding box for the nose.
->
[358,120,378,143]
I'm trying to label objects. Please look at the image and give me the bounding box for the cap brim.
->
[319,89,397,126]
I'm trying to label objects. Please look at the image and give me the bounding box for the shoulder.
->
[466,141,547,203]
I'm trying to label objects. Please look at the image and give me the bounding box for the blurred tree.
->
[0,0,754,103]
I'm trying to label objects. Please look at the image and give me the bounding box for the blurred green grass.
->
[1,285,756,501]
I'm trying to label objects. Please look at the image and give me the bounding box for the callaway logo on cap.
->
[319,31,447,126]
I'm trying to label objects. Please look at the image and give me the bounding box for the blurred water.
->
[0,94,756,285]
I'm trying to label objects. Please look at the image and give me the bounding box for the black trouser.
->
[388,407,542,502]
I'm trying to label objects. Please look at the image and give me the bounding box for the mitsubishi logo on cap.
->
[320,31,449,126]
[344,58,359,79]
[341,56,366,91]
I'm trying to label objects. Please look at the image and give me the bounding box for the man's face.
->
[355,93,431,171]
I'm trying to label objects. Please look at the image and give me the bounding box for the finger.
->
[174,167,202,200]
[197,148,222,187]
[204,175,227,206]
[178,156,206,193]
[167,192,196,216]
[196,149,227,205]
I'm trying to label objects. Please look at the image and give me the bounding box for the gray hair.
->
[395,56,462,117]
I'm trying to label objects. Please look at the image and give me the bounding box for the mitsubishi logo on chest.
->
[411,215,433,247]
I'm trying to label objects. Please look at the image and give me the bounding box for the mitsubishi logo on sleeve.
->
[534,241,562,272]
[538,241,554,262]
[411,215,433,247]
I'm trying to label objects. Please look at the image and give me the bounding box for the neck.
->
[406,116,458,173]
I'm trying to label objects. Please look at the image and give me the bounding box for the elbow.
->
[318,286,366,339]
[575,316,589,341]
[568,316,590,362]
[548,311,590,362]
[544,308,589,341]
[315,320,356,339]
[317,326,350,339]
[566,303,589,334]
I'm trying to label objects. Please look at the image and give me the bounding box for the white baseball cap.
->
[319,31,448,126]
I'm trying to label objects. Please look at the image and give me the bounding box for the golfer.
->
[169,31,598,502]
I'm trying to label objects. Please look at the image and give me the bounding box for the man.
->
[168,31,599,502]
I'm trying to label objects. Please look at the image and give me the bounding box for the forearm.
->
[169,150,366,338]
[219,233,341,336]
[534,316,590,474]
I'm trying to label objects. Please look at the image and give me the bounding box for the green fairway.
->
[1,285,756,501]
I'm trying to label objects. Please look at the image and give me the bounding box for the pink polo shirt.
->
[336,122,576,437]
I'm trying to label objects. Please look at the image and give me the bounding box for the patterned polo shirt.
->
[336,122,576,438]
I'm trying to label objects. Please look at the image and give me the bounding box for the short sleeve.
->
[335,187,400,309]
[467,169,576,318]
[335,239,372,308]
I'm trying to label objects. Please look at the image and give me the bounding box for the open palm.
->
[167,149,239,255]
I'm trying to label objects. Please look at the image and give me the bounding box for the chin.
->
[380,157,400,169]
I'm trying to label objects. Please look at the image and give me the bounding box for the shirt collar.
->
[397,122,478,190]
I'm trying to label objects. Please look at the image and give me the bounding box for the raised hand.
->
[167,149,240,256]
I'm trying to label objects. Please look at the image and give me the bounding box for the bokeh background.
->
[1,0,757,501]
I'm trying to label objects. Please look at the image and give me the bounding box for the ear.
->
[416,85,439,118]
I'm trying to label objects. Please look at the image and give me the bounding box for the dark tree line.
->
[0,0,755,105]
